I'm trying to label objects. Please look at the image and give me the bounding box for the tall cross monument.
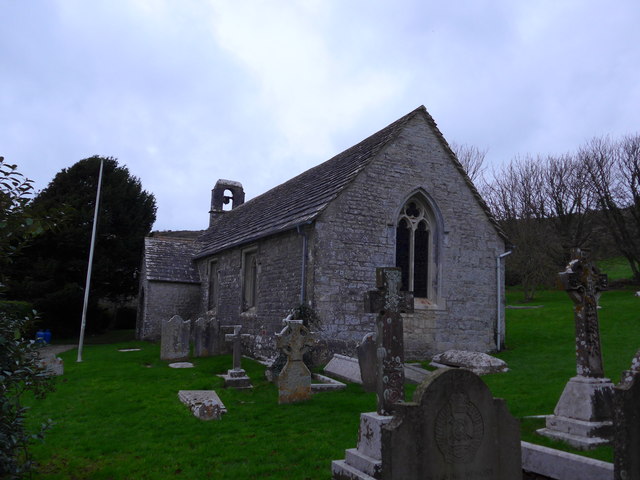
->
[365,267,414,416]
[538,248,614,449]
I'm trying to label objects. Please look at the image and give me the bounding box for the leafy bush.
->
[0,312,53,479]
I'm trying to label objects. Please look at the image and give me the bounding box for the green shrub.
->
[0,312,53,479]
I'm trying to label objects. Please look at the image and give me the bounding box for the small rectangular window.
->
[242,250,258,311]
[207,261,218,311]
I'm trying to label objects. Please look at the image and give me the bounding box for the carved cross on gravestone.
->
[365,267,414,416]
[558,248,608,378]
[225,325,250,373]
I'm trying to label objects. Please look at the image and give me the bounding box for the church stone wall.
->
[311,115,506,359]
[196,229,303,358]
[136,281,201,341]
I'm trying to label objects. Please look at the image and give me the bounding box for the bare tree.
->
[542,153,595,263]
[450,142,488,185]
[485,156,556,301]
[581,135,640,280]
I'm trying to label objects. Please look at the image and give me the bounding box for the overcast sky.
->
[2,1,639,231]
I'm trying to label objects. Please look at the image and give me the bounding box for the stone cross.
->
[224,325,250,372]
[558,248,608,378]
[364,267,414,416]
[275,317,317,404]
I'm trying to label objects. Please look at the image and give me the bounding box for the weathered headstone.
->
[614,349,640,480]
[219,325,252,388]
[178,390,227,421]
[364,267,414,415]
[382,368,521,480]
[275,317,317,404]
[538,248,614,449]
[160,315,191,361]
[357,332,377,393]
[332,368,521,480]
[193,317,219,357]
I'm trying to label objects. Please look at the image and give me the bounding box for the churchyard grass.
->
[24,343,381,480]
[23,285,637,476]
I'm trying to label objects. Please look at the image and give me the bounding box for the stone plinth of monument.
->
[538,248,614,449]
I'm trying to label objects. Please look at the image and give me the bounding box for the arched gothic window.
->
[395,197,435,299]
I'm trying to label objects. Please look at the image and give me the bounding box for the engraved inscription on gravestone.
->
[381,368,521,480]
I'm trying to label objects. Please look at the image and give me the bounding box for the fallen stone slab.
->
[324,354,433,385]
[430,350,508,375]
[311,373,346,392]
[178,390,227,420]
[169,362,194,368]
[324,354,362,384]
[404,363,432,384]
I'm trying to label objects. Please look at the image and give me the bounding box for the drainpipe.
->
[296,225,309,305]
[496,250,512,352]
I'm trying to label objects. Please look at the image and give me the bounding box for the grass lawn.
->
[23,284,640,478]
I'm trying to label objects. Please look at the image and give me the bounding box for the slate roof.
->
[143,235,201,283]
[196,105,508,259]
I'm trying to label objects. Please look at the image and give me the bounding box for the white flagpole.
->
[77,159,104,362]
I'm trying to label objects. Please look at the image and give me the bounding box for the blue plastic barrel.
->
[43,329,52,344]
[36,330,46,344]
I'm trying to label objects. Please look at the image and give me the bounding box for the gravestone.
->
[219,325,252,388]
[538,248,614,449]
[614,349,640,480]
[382,368,521,480]
[357,332,377,393]
[193,317,219,357]
[364,267,414,415]
[275,317,317,404]
[160,315,191,361]
[178,390,227,421]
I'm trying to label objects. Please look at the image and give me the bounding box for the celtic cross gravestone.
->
[538,248,614,449]
[275,317,317,404]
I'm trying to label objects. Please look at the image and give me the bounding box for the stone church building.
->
[136,106,510,359]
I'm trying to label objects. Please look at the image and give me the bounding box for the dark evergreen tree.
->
[7,156,156,334]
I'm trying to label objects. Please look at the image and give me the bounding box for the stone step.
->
[544,415,613,438]
[344,448,381,478]
[331,459,377,480]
